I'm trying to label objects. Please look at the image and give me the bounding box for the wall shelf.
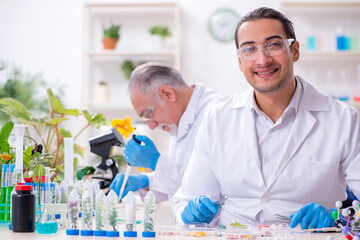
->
[82,1,181,112]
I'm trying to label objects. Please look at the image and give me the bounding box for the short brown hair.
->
[234,7,296,49]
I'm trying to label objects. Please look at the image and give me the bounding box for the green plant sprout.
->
[107,190,118,232]
[103,24,121,39]
[95,191,106,231]
[82,190,93,230]
[144,191,155,232]
[149,25,172,39]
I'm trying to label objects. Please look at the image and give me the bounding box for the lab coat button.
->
[261,196,270,203]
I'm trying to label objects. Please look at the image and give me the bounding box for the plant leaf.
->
[0,98,40,124]
[76,166,95,180]
[0,121,14,142]
[46,117,68,125]
[22,146,33,168]
[82,110,107,129]
[59,128,72,138]
[74,144,85,157]
[47,89,79,116]
[0,139,10,153]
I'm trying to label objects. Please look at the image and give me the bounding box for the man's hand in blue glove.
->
[290,202,334,229]
[109,174,149,200]
[124,135,160,171]
[181,195,220,224]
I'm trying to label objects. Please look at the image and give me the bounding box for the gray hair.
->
[128,62,188,96]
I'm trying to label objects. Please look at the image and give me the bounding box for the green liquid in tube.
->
[5,186,13,221]
[0,187,6,221]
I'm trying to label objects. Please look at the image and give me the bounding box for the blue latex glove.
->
[290,202,334,229]
[181,195,220,224]
[124,135,160,171]
[110,173,149,200]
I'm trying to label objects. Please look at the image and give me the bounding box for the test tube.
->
[91,180,100,213]
[67,180,75,197]
[83,179,91,192]
[142,191,156,238]
[64,138,74,183]
[66,189,80,235]
[94,191,106,236]
[80,189,93,236]
[14,124,26,183]
[76,180,83,215]
[106,190,119,237]
[6,164,15,221]
[59,180,68,204]
[124,191,137,237]
[0,164,8,221]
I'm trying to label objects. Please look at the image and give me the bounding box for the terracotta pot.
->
[102,38,119,50]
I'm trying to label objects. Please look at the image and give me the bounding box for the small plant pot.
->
[102,38,119,50]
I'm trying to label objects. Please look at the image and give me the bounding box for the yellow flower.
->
[111,116,135,139]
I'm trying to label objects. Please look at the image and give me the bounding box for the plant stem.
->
[73,123,90,141]
[32,125,46,147]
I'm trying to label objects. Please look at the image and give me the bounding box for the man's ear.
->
[292,41,300,62]
[159,85,176,102]
[238,56,244,72]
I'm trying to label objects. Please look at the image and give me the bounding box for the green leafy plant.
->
[0,61,62,125]
[0,89,108,181]
[149,25,171,39]
[103,24,121,39]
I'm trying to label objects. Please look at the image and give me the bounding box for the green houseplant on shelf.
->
[0,88,108,181]
[149,25,172,49]
[103,24,121,50]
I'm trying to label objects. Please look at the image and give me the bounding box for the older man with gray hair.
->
[110,62,225,217]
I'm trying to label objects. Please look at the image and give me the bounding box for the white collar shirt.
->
[250,79,302,186]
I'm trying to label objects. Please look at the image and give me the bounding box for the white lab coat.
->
[140,84,226,216]
[173,76,360,226]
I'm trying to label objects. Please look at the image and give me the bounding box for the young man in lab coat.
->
[173,7,360,229]
[110,62,226,216]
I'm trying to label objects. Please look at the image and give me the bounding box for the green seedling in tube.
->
[94,191,106,236]
[107,190,119,232]
[143,191,155,232]
[81,190,93,235]
[66,189,80,235]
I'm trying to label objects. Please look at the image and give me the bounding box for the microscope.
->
[89,128,125,190]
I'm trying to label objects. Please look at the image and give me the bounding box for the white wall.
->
[0,0,281,105]
[0,0,282,165]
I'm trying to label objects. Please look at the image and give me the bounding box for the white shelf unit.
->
[281,1,360,108]
[82,2,181,112]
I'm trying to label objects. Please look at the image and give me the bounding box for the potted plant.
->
[102,24,121,50]
[149,25,172,49]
